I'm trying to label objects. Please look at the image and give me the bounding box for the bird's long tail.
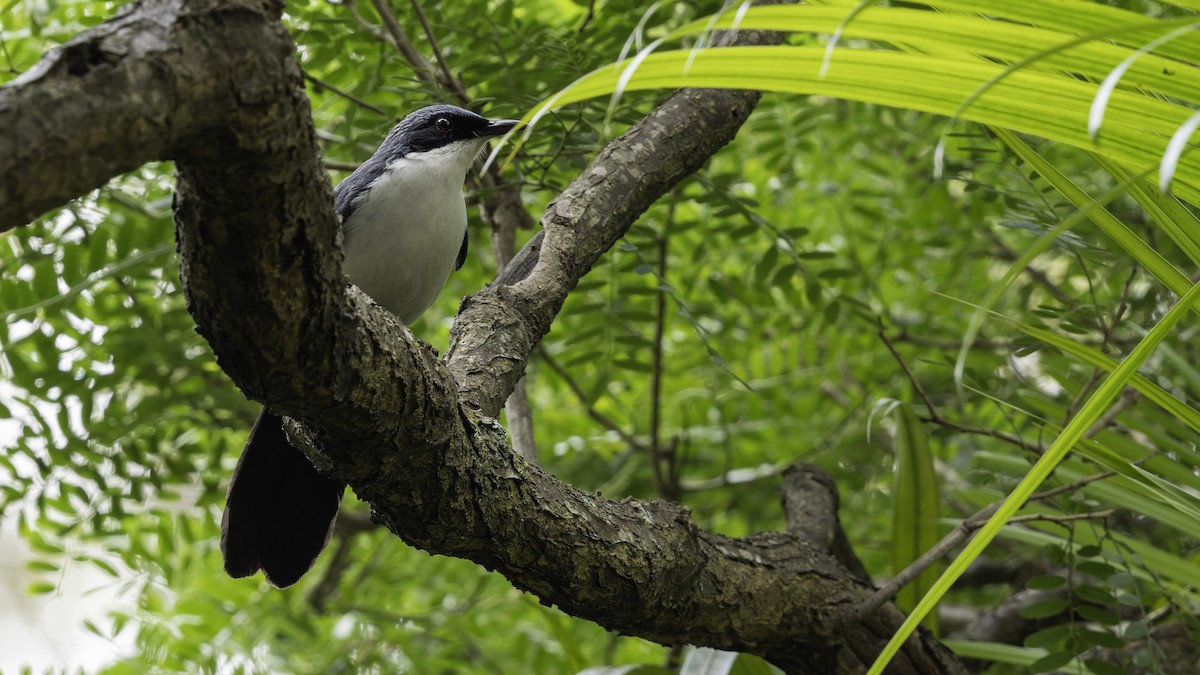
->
[220,407,344,588]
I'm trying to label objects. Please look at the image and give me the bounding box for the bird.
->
[220,104,519,588]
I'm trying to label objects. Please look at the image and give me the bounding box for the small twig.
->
[488,179,538,462]
[540,348,648,454]
[1026,471,1118,502]
[3,243,174,320]
[920,417,1044,454]
[406,0,469,104]
[649,205,678,499]
[302,71,388,116]
[343,0,389,44]
[988,230,1076,306]
[333,510,381,536]
[367,0,442,90]
[848,470,1118,621]
[877,321,1044,454]
[577,0,596,33]
[1065,367,1106,427]
[665,644,685,670]
[893,328,1015,351]
[1085,388,1139,437]
[1065,266,1139,422]
[307,534,357,612]
[819,381,852,409]
[679,464,783,492]
[0,29,19,75]
[968,509,1115,528]
[877,318,938,416]
[336,604,431,624]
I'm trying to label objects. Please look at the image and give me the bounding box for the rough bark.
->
[0,0,303,229]
[0,0,967,672]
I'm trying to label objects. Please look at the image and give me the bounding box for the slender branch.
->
[1089,386,1135,431]
[1064,266,1138,422]
[1026,471,1117,501]
[540,347,648,454]
[490,180,538,461]
[366,0,441,90]
[987,231,1075,306]
[679,464,783,492]
[2,243,173,319]
[867,306,1145,621]
[343,0,389,44]
[577,0,596,33]
[892,328,1015,351]
[877,318,937,413]
[0,28,17,75]
[302,70,388,116]
[877,321,1045,454]
[406,0,468,104]
[920,418,1043,454]
[849,470,1119,620]
[307,533,357,612]
[973,509,1114,527]
[649,205,677,499]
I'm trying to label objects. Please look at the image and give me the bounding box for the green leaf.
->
[1019,599,1069,619]
[943,640,1052,667]
[1075,606,1120,626]
[1030,651,1075,673]
[528,45,1200,204]
[1026,625,1071,650]
[889,404,941,634]
[1027,574,1066,590]
[24,559,59,573]
[27,580,57,595]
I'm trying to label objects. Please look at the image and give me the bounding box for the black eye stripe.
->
[435,118,452,132]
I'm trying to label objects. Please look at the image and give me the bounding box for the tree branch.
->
[0,0,297,228]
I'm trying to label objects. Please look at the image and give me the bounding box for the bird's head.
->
[379,104,519,172]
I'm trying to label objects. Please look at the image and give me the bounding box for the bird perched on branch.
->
[220,104,519,588]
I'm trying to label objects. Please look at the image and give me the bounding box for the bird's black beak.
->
[478,118,521,138]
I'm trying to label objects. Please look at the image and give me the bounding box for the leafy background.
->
[2,0,1199,673]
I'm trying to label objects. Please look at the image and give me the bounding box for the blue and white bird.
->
[221,105,519,588]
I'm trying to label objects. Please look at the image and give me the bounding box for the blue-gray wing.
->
[334,157,389,227]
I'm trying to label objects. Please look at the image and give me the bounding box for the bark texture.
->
[1,1,967,673]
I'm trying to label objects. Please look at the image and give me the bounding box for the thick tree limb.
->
[1,0,966,672]
[0,0,300,229]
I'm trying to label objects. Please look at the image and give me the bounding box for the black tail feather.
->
[221,407,344,588]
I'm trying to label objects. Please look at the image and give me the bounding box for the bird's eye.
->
[435,118,452,133]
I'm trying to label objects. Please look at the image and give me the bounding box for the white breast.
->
[341,146,473,325]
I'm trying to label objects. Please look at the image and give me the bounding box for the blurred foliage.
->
[3,0,1200,673]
